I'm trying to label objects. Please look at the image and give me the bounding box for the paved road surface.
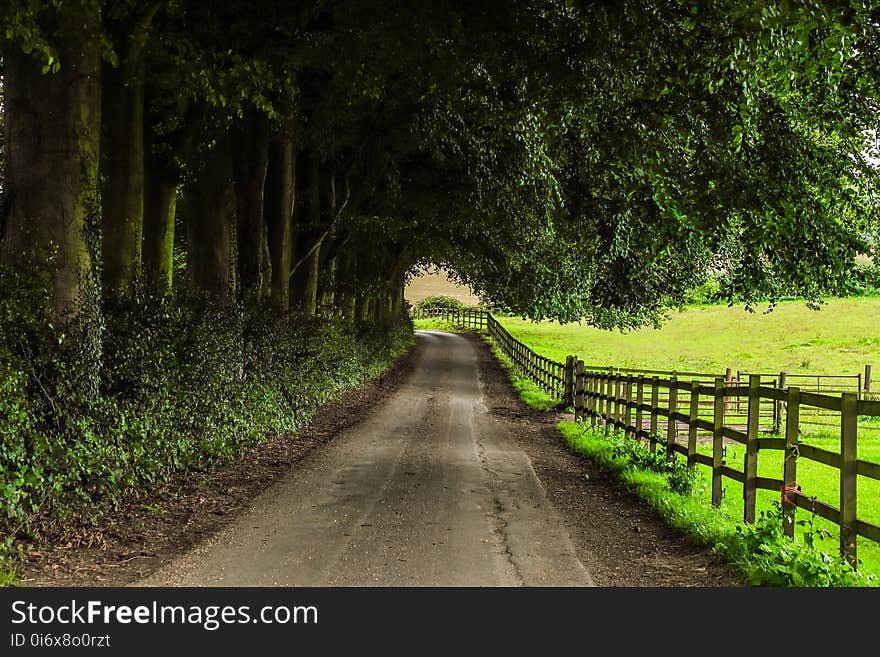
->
[138,330,594,586]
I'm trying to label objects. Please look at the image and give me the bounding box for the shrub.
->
[0,269,414,556]
[414,295,468,312]
[605,428,699,495]
[843,259,880,297]
[714,503,873,586]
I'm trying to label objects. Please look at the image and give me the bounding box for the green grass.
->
[0,567,17,587]
[559,421,876,586]
[484,337,558,411]
[497,297,879,376]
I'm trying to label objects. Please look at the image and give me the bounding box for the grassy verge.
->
[483,336,559,412]
[559,421,876,586]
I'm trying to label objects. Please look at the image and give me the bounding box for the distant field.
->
[404,269,482,308]
[497,298,879,379]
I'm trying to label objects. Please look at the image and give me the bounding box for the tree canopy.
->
[1,0,878,327]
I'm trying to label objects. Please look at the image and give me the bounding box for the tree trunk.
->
[376,289,393,325]
[231,107,270,300]
[290,149,323,314]
[390,279,404,318]
[301,238,323,316]
[318,256,336,312]
[101,29,151,295]
[261,220,272,299]
[142,159,177,293]
[316,172,337,313]
[356,294,373,322]
[344,294,357,320]
[1,25,102,320]
[265,138,295,311]
[184,136,235,300]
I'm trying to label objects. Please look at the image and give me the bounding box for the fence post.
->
[840,392,858,567]
[574,360,585,422]
[666,375,678,461]
[623,376,633,438]
[610,375,617,428]
[712,377,725,507]
[613,375,622,431]
[687,380,700,468]
[743,374,761,524]
[724,367,733,414]
[635,376,645,444]
[782,387,801,538]
[589,373,598,427]
[865,364,873,394]
[650,376,659,453]
[564,356,575,407]
[584,371,593,422]
[773,371,787,434]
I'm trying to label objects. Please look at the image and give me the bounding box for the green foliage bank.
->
[0,268,412,563]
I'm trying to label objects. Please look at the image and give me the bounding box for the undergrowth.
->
[0,268,413,581]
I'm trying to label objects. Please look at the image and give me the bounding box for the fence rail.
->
[411,306,487,330]
[412,308,879,566]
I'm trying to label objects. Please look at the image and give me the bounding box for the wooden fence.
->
[572,366,880,567]
[411,306,487,330]
[484,314,569,401]
[412,308,880,566]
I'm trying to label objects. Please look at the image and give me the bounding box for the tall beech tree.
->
[0,2,103,320]
[264,135,296,311]
[100,2,165,295]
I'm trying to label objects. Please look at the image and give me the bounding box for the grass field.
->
[489,297,880,581]
[496,297,879,378]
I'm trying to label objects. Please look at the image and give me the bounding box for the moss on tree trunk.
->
[143,158,177,292]
[1,22,102,320]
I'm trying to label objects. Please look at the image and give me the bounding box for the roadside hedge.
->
[0,268,413,554]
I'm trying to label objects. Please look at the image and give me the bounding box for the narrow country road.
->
[138,331,595,586]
